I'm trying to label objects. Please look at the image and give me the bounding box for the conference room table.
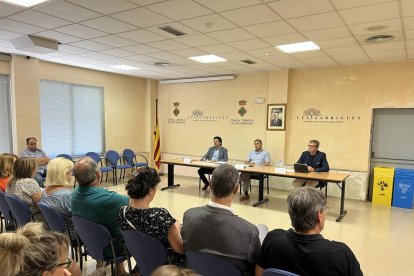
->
[160,159,350,222]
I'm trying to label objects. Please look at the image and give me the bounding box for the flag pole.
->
[153,99,161,172]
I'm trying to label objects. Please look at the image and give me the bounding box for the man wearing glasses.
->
[292,140,329,188]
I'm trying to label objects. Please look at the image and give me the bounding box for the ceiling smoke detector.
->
[365,34,395,43]
[364,25,388,32]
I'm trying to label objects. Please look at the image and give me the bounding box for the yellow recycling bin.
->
[372,167,395,206]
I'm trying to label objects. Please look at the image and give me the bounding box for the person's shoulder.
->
[184,206,204,215]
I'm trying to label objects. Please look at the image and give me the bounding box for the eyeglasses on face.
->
[56,257,72,269]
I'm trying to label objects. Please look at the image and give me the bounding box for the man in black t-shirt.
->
[255,187,363,276]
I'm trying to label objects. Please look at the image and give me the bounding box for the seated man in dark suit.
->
[198,136,228,190]
[292,139,329,188]
[256,187,363,276]
[182,163,261,276]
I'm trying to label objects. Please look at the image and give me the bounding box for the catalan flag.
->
[153,99,161,171]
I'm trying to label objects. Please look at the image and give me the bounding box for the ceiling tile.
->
[77,51,115,60]
[218,51,255,61]
[9,10,70,29]
[194,0,261,12]
[227,39,271,50]
[173,47,208,57]
[324,45,366,55]
[302,26,351,41]
[402,0,414,17]
[0,2,24,17]
[331,0,397,10]
[348,18,402,36]
[404,16,414,29]
[147,22,198,38]
[121,44,162,54]
[221,4,281,26]
[339,2,400,25]
[55,24,108,39]
[66,0,138,15]
[180,14,237,33]
[146,0,212,21]
[363,40,405,52]
[117,29,166,43]
[69,40,112,51]
[331,53,371,65]
[207,28,256,42]
[147,39,190,50]
[406,29,414,40]
[91,35,137,47]
[245,47,286,58]
[110,7,172,28]
[316,37,359,49]
[268,0,334,19]
[80,17,136,34]
[262,32,307,46]
[198,43,238,54]
[243,20,296,37]
[146,51,182,61]
[100,48,136,57]
[59,44,91,54]
[35,30,83,44]
[0,29,22,40]
[0,19,45,34]
[129,0,165,5]
[34,0,101,22]
[175,34,219,47]
[288,12,344,31]
[367,48,406,58]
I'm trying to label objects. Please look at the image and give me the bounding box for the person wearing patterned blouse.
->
[40,157,75,235]
[117,167,186,267]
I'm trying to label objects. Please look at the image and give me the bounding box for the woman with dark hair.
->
[117,167,186,267]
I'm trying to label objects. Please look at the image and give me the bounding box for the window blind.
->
[0,75,12,153]
[40,80,104,157]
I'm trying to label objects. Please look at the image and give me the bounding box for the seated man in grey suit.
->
[197,136,228,190]
[182,163,261,276]
[255,187,363,276]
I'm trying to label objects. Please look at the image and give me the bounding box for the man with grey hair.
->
[255,187,363,276]
[182,163,261,276]
[72,157,129,275]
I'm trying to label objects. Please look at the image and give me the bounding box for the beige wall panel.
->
[158,73,271,161]
[286,61,414,172]
[12,56,41,152]
[0,61,10,74]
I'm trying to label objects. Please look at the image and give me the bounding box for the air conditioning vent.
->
[365,34,395,43]
[241,59,256,64]
[158,26,186,36]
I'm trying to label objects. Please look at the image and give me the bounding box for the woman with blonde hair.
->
[40,157,74,223]
[6,157,43,220]
[0,153,18,192]
[0,222,81,276]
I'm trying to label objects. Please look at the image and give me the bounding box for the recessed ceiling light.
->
[365,34,395,43]
[153,62,171,67]
[1,0,51,7]
[276,41,320,53]
[364,25,388,32]
[110,65,139,70]
[189,54,227,63]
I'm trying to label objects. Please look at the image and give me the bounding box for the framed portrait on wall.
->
[267,104,286,131]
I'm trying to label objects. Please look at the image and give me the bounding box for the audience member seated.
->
[5,157,44,222]
[117,167,186,267]
[255,187,363,276]
[19,137,50,187]
[0,222,81,276]
[0,153,17,192]
[151,265,198,276]
[40,157,75,236]
[72,157,129,275]
[182,163,261,276]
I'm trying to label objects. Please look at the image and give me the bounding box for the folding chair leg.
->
[266,177,269,194]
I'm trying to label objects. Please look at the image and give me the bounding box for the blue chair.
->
[5,194,37,227]
[187,251,241,276]
[122,149,148,174]
[72,216,129,275]
[56,153,74,162]
[263,268,300,276]
[122,229,169,276]
[38,202,85,262]
[0,191,15,232]
[106,150,132,185]
[85,152,115,186]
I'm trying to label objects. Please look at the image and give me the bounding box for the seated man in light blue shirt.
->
[240,139,270,201]
[19,137,50,187]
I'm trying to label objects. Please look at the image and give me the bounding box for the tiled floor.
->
[80,174,414,275]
